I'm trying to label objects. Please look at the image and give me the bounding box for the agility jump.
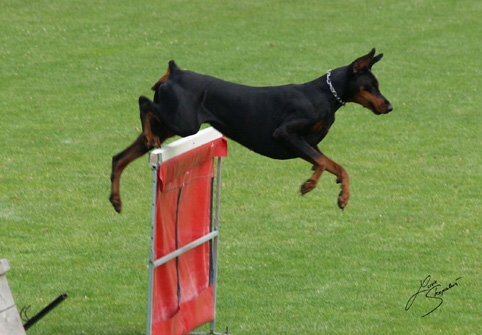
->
[146,127,227,335]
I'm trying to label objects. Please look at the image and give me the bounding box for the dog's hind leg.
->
[110,134,152,213]
[140,107,162,148]
[110,97,176,213]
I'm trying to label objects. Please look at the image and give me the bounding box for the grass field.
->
[1,0,481,334]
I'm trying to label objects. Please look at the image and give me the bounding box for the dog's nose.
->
[386,103,393,113]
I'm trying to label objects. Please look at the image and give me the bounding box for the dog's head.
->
[347,48,393,115]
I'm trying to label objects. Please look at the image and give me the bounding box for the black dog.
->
[110,48,392,213]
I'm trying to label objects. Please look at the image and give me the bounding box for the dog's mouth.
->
[371,101,393,115]
[353,92,392,115]
[369,102,382,115]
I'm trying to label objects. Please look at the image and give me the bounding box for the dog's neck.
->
[326,69,346,106]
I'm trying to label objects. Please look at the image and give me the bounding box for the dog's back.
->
[154,61,333,159]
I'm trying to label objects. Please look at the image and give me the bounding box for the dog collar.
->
[326,70,346,106]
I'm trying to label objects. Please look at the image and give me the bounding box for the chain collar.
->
[326,69,346,106]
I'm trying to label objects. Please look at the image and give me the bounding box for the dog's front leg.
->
[274,123,350,209]
[310,156,350,210]
[301,166,325,195]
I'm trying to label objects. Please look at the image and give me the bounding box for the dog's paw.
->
[109,193,122,214]
[337,186,349,210]
[300,179,317,195]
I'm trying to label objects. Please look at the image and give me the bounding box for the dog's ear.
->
[369,53,383,69]
[352,48,376,73]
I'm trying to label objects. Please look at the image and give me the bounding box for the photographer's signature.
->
[405,275,462,317]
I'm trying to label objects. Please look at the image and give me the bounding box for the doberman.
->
[110,48,392,213]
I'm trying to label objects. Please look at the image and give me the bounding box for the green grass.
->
[1,0,481,334]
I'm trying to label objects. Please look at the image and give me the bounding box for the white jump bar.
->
[152,231,219,269]
[149,127,223,167]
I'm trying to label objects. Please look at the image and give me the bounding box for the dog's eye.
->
[364,82,379,93]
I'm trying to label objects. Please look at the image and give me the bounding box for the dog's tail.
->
[151,60,180,91]
[168,60,179,73]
